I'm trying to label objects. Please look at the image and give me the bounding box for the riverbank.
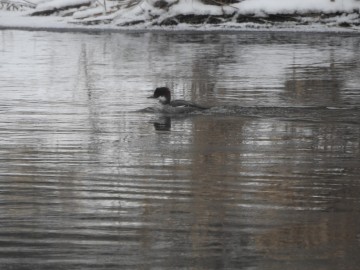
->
[1,0,360,33]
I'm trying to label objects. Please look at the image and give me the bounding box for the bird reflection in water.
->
[153,116,171,131]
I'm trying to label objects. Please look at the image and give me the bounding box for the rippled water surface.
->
[1,30,360,269]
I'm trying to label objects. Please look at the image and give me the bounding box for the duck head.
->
[148,87,171,105]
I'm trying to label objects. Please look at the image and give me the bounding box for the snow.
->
[237,0,360,14]
[34,0,92,12]
[168,1,233,15]
[73,6,105,19]
[1,0,360,32]
[73,1,119,19]
[0,10,70,28]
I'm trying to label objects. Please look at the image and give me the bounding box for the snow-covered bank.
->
[1,0,360,32]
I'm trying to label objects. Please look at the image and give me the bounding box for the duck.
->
[147,87,208,111]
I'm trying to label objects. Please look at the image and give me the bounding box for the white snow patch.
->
[0,10,68,27]
[34,0,92,12]
[168,0,232,16]
[72,1,119,19]
[236,0,360,14]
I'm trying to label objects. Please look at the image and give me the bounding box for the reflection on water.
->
[0,30,360,269]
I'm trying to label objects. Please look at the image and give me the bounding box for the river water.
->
[0,29,360,269]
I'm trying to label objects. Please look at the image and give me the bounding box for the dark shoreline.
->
[1,24,360,36]
[116,12,360,27]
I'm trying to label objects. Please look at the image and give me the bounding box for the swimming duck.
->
[148,87,208,111]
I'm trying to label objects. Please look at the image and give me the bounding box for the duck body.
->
[148,87,208,112]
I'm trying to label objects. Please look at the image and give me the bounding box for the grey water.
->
[0,29,360,270]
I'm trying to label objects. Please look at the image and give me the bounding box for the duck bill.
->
[147,95,156,99]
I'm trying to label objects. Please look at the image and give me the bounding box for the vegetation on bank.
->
[1,0,360,30]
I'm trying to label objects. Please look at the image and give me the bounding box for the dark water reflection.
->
[0,30,360,269]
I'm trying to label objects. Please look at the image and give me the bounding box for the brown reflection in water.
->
[283,48,360,106]
[255,214,360,269]
[189,116,247,261]
[184,113,360,267]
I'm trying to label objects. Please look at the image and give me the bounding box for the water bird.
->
[148,87,208,112]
